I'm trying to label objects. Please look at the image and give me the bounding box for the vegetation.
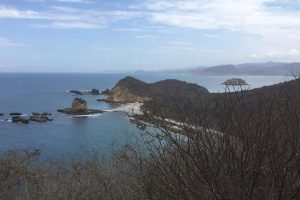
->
[1,78,300,199]
[222,78,248,85]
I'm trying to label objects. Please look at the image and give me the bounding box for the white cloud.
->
[246,48,300,60]
[143,0,300,39]
[54,0,92,3]
[0,37,27,47]
[135,35,158,39]
[0,6,42,19]
[25,0,47,3]
[37,21,103,29]
[0,5,140,29]
[266,48,300,58]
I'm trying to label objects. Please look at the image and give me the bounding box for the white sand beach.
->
[105,102,143,115]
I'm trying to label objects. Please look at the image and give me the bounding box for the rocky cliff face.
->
[107,76,152,103]
[107,85,152,103]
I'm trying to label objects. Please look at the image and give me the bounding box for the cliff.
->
[107,76,152,103]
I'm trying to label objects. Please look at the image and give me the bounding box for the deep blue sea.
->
[0,72,290,160]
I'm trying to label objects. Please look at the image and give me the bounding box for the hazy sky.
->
[0,0,300,72]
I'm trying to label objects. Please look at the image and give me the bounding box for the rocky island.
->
[222,78,249,85]
[57,98,103,115]
[9,112,53,124]
[68,88,110,96]
[30,113,53,122]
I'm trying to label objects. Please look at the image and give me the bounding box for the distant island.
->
[188,62,300,76]
[222,78,249,85]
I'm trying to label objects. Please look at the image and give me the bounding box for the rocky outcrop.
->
[58,98,103,115]
[30,113,53,122]
[91,88,100,95]
[107,76,209,104]
[10,112,22,116]
[223,78,248,86]
[2,112,53,124]
[101,89,110,95]
[69,90,83,95]
[12,116,29,124]
[32,112,40,116]
[72,98,88,110]
[68,89,101,96]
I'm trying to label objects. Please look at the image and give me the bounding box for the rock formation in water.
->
[72,98,88,111]
[101,89,110,95]
[222,78,248,86]
[91,88,100,95]
[30,113,53,122]
[57,98,103,115]
[68,89,102,96]
[69,90,83,95]
[10,112,22,116]
[11,116,30,124]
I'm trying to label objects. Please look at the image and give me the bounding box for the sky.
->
[0,0,300,72]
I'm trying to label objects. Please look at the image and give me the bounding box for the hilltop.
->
[107,76,209,104]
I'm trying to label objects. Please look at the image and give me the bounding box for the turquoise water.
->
[0,72,289,160]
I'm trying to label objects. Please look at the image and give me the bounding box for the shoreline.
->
[104,102,143,115]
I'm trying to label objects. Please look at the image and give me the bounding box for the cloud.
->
[54,0,93,3]
[143,0,300,39]
[0,37,27,47]
[25,0,47,3]
[37,21,103,29]
[2,0,300,34]
[135,35,158,39]
[247,48,300,60]
[0,6,42,19]
[0,5,141,29]
[266,48,300,58]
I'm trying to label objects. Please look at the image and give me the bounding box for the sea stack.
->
[72,98,88,112]
[57,98,103,115]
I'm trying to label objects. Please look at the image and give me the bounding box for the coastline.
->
[104,102,143,115]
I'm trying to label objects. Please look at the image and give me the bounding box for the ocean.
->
[0,72,290,160]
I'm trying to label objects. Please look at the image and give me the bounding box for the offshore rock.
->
[57,98,103,115]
